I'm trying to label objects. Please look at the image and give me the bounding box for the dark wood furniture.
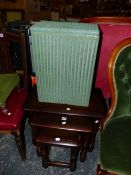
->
[24,87,106,170]
[36,128,81,171]
[0,31,28,160]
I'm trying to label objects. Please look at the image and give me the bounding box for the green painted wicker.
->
[30,21,99,106]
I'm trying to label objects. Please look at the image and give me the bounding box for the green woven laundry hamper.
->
[30,21,99,106]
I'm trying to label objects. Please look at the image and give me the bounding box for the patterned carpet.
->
[0,121,100,175]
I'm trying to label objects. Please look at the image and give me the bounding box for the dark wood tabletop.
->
[24,87,106,118]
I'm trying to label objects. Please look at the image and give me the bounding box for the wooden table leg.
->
[70,147,79,172]
[87,132,97,152]
[80,132,97,162]
[42,145,50,169]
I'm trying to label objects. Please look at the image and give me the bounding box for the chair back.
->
[0,32,28,162]
[99,37,131,175]
[0,31,28,90]
[103,37,131,126]
[80,17,131,99]
[81,17,131,24]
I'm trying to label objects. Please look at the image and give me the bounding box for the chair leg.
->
[70,147,79,172]
[97,164,108,175]
[13,130,26,161]
[97,164,119,175]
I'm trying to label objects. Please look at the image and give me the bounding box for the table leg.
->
[70,147,79,172]
[42,145,50,169]
[80,132,97,162]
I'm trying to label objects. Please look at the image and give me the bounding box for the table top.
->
[24,87,106,118]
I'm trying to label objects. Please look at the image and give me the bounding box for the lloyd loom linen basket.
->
[30,21,99,107]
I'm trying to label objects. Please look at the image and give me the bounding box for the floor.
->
[0,121,100,175]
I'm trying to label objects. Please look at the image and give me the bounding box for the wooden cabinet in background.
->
[0,0,131,27]
[0,0,27,10]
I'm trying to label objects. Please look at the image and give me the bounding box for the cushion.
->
[0,88,27,130]
[100,117,131,175]
[0,74,19,106]
[112,45,131,118]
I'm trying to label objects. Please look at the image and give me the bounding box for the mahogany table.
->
[24,87,106,167]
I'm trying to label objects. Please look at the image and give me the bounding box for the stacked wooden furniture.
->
[24,87,105,171]
[36,128,81,171]
[24,21,106,171]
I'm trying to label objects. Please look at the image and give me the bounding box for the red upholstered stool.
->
[36,128,81,172]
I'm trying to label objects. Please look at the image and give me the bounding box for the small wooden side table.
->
[24,87,106,164]
[36,128,81,171]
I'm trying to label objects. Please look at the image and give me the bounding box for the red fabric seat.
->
[0,88,28,130]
